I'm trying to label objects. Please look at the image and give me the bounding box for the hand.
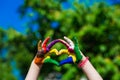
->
[34,37,84,66]
[45,38,76,66]
[34,37,59,66]
[59,36,85,65]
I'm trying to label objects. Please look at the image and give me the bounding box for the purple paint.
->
[47,39,70,52]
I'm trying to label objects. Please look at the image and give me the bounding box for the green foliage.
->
[0,0,120,80]
[0,28,17,79]
[0,61,17,80]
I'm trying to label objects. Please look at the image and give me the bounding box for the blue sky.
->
[0,0,28,34]
[0,0,119,35]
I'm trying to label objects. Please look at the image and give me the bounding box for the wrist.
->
[33,57,43,68]
[76,52,86,63]
[78,56,89,68]
[81,55,86,61]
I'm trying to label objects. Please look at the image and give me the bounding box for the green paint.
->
[44,58,59,66]
[73,37,83,63]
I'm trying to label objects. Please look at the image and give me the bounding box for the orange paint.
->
[34,57,44,65]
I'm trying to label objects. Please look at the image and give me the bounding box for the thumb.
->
[44,57,59,66]
[73,37,83,63]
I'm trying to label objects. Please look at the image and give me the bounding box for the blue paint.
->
[59,57,74,66]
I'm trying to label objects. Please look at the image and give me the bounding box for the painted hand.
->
[59,36,83,65]
[34,37,83,66]
[34,37,59,66]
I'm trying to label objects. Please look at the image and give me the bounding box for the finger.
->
[58,49,69,55]
[44,49,59,57]
[34,57,44,65]
[47,39,69,50]
[69,53,76,63]
[59,56,74,66]
[64,36,74,52]
[64,36,74,49]
[73,37,83,62]
[43,57,59,66]
[42,37,50,53]
[49,49,59,55]
[59,49,76,62]
[58,39,70,48]
[47,39,60,51]
[38,40,42,50]
[73,37,79,46]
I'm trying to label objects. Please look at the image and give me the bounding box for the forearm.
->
[80,56,103,80]
[25,60,42,80]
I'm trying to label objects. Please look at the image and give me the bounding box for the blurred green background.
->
[0,0,120,80]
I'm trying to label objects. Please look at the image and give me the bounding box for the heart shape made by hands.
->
[43,48,76,66]
[34,37,77,66]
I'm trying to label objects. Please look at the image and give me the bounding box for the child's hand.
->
[59,36,85,65]
[34,37,59,66]
[34,37,50,65]
[72,37,84,63]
